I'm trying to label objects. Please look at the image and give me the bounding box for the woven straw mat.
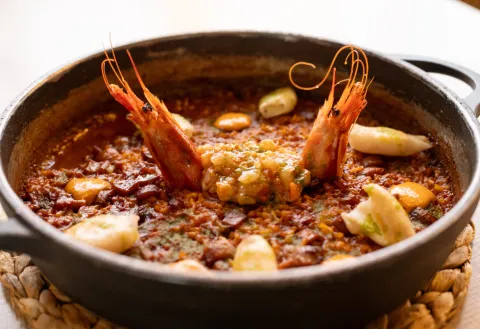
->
[0,222,474,329]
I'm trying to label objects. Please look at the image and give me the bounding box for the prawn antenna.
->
[289,45,372,92]
[101,33,129,90]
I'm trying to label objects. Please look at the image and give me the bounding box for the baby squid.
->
[341,184,415,247]
[65,214,139,253]
[232,235,278,271]
[349,124,432,156]
[258,87,298,118]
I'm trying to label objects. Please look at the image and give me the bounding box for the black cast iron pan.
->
[0,32,479,329]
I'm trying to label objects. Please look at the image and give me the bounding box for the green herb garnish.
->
[361,214,382,235]
[427,205,443,219]
[313,200,324,214]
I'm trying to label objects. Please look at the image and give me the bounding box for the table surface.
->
[1,0,480,327]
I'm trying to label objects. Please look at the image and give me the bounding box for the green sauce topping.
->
[361,214,382,236]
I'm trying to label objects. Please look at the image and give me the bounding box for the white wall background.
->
[0,0,479,328]
[1,0,479,110]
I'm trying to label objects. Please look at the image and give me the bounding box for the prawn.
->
[101,46,203,191]
[289,46,372,180]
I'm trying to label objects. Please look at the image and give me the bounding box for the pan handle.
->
[393,55,480,117]
[0,208,43,257]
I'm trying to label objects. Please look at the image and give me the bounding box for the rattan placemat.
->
[0,222,474,329]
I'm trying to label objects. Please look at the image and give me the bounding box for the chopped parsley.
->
[364,185,375,195]
[427,205,443,220]
[361,214,382,236]
[312,200,324,214]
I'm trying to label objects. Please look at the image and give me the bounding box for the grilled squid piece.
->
[258,87,298,118]
[341,184,415,246]
[349,124,432,156]
[232,235,278,271]
[65,214,139,253]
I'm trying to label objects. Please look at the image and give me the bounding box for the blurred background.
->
[0,0,479,328]
[1,0,479,111]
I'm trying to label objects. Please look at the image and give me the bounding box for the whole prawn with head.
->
[289,46,372,181]
[101,45,371,204]
[101,50,203,191]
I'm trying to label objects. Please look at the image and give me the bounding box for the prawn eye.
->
[142,102,153,113]
[329,106,340,117]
